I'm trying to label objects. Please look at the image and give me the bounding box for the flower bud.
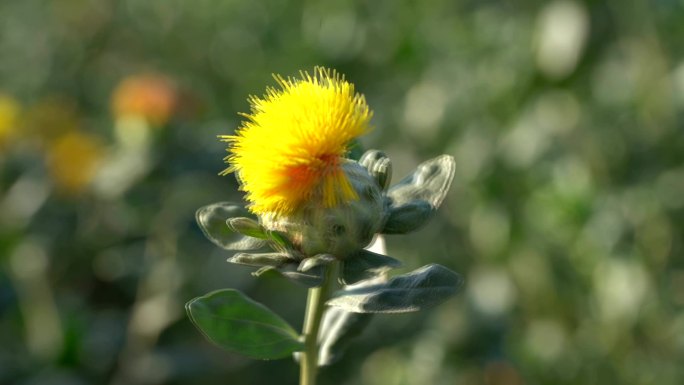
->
[261,161,386,259]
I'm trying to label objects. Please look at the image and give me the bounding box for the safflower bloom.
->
[111,74,178,126]
[221,67,372,218]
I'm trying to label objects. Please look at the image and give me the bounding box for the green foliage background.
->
[2,0,684,384]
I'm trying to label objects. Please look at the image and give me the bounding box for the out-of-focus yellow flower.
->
[0,94,20,147]
[221,67,372,217]
[111,74,178,126]
[47,131,104,194]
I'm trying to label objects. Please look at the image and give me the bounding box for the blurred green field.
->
[2,0,684,384]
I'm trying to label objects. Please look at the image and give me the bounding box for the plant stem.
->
[300,261,339,385]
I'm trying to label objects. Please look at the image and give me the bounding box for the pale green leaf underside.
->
[318,307,373,366]
[328,264,462,313]
[196,202,266,250]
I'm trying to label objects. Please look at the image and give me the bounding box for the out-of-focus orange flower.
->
[0,93,20,148]
[47,131,104,195]
[111,74,178,126]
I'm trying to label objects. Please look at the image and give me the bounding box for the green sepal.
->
[328,264,462,313]
[359,149,392,191]
[347,139,365,161]
[228,252,293,267]
[382,155,455,234]
[227,217,268,239]
[341,249,402,285]
[196,202,267,250]
[267,230,301,256]
[185,289,303,359]
[252,263,325,288]
[299,254,336,272]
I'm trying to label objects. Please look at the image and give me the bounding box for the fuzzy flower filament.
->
[221,68,372,218]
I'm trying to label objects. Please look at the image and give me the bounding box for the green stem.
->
[300,261,339,385]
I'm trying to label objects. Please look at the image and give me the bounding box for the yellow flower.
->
[0,94,20,148]
[47,131,104,195]
[221,67,372,217]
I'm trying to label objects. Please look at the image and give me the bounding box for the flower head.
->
[111,74,178,126]
[221,67,372,217]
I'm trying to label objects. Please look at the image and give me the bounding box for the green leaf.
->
[318,307,373,366]
[196,202,267,250]
[341,250,402,285]
[382,155,455,234]
[228,252,293,267]
[328,264,462,313]
[382,201,433,234]
[186,289,303,359]
[387,155,455,207]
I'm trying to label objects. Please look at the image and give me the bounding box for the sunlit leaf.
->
[196,202,267,250]
[382,155,455,234]
[186,289,303,359]
[328,264,462,313]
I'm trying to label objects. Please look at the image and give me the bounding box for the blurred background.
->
[1,0,683,384]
